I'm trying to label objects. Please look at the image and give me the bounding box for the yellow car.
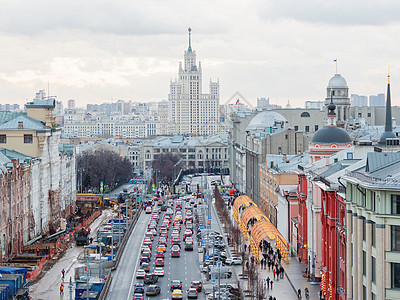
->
[172,289,183,299]
[158,245,166,252]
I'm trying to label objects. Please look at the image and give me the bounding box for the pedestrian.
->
[246,261,249,270]
[266,276,270,289]
[298,288,302,298]
[269,296,273,300]
[61,269,65,280]
[280,266,284,278]
[88,227,91,234]
[270,280,273,289]
[244,244,247,253]
[278,252,282,263]
[273,297,276,300]
[273,269,276,280]
[276,269,280,280]
[268,260,271,271]
[36,247,40,256]
[248,245,251,252]
[261,258,264,267]
[60,283,64,295]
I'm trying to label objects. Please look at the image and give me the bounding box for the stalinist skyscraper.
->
[168,28,220,136]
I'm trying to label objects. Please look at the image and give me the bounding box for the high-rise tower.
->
[168,28,220,136]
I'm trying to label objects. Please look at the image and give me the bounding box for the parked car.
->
[225,256,243,265]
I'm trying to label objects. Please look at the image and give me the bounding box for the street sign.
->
[205,256,209,260]
[200,226,204,229]
[211,277,215,283]
[208,216,211,220]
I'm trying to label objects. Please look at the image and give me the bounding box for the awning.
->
[233,195,253,211]
[241,206,266,225]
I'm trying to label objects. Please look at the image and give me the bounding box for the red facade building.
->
[320,188,347,299]
[297,173,308,263]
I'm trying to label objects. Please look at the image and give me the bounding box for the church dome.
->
[328,74,348,89]
[312,126,352,143]
[246,111,287,131]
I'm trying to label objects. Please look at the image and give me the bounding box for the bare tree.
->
[152,153,182,182]
[77,149,134,191]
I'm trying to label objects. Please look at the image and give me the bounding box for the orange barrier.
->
[26,210,101,281]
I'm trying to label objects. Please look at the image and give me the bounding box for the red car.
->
[156,251,165,258]
[171,245,180,257]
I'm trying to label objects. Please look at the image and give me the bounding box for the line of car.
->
[133,196,203,300]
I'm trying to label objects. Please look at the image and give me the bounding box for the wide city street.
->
[107,195,205,300]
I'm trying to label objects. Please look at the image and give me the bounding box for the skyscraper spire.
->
[188,28,192,53]
[379,71,396,144]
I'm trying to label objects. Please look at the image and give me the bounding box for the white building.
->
[140,134,229,175]
[168,28,221,136]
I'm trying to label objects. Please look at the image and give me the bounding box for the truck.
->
[75,229,89,246]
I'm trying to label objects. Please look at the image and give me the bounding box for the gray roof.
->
[327,74,348,88]
[0,115,50,131]
[246,111,286,131]
[0,111,26,125]
[312,126,352,143]
[149,134,228,148]
[25,98,55,108]
[365,152,400,173]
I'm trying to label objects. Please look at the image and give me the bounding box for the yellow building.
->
[0,99,59,158]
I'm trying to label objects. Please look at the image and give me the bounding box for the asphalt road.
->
[107,199,205,300]
[107,209,151,300]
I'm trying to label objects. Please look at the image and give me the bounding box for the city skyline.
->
[0,0,399,107]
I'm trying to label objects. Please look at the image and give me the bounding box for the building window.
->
[372,256,376,283]
[315,125,319,131]
[347,152,353,159]
[363,251,366,275]
[392,225,400,251]
[305,126,310,132]
[294,126,298,131]
[372,222,376,247]
[0,135,6,143]
[363,218,366,241]
[392,263,400,288]
[358,113,362,117]
[24,134,33,144]
[392,195,400,214]
[368,113,371,117]
[301,112,310,117]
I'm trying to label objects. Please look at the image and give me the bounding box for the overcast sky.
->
[0,0,399,108]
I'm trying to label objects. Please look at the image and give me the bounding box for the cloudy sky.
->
[0,0,399,108]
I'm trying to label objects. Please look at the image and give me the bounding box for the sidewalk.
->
[30,209,113,300]
[210,197,320,300]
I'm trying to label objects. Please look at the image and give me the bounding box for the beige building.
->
[259,155,300,230]
[343,152,400,300]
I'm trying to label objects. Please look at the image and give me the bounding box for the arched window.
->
[301,112,310,117]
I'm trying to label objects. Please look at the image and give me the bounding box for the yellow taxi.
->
[172,289,183,299]
[158,245,166,252]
